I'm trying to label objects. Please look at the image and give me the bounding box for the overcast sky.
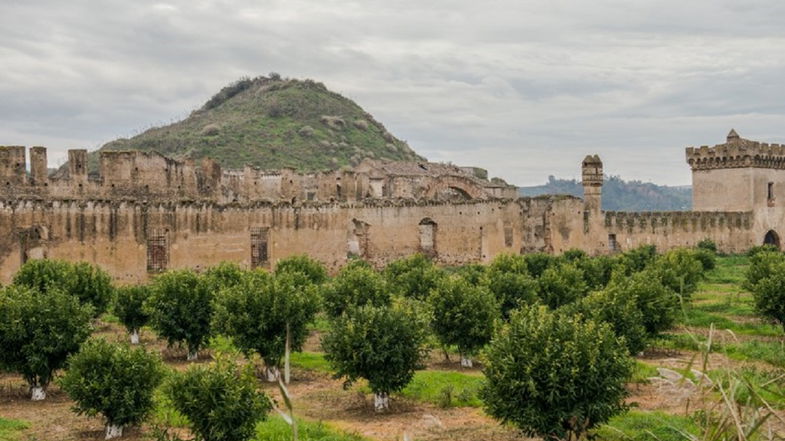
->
[2,0,785,186]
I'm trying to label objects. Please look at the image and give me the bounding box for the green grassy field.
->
[0,418,29,441]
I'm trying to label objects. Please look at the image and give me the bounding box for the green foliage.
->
[697,238,718,253]
[562,248,587,261]
[484,254,537,317]
[694,248,717,271]
[213,270,319,367]
[275,255,328,285]
[429,276,499,358]
[322,305,428,396]
[619,244,657,273]
[523,252,558,278]
[537,262,587,309]
[383,254,445,300]
[650,248,705,298]
[453,263,487,285]
[751,262,785,332]
[401,370,483,408]
[204,262,247,294]
[59,339,165,427]
[147,269,213,356]
[13,259,114,316]
[609,270,679,336]
[744,250,785,291]
[322,264,390,318]
[574,255,617,289]
[747,244,779,257]
[481,305,632,441]
[164,359,272,441]
[0,285,93,390]
[568,286,648,354]
[113,285,151,334]
[592,410,699,441]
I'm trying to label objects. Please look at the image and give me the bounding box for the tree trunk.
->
[30,386,46,401]
[373,392,389,411]
[284,322,291,385]
[130,329,140,345]
[187,350,198,361]
[105,423,123,439]
[265,365,280,382]
[460,355,473,368]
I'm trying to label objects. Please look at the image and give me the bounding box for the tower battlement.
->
[686,129,785,170]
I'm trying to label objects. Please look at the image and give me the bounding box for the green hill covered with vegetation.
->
[519,175,692,211]
[93,75,423,172]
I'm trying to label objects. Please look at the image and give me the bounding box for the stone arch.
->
[764,230,781,249]
[424,176,486,200]
[418,218,437,257]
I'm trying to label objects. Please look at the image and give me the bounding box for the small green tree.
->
[568,287,648,355]
[537,262,587,309]
[322,305,428,411]
[609,270,679,337]
[744,250,785,291]
[429,276,499,367]
[213,270,319,381]
[484,254,538,318]
[523,252,559,278]
[383,253,445,300]
[619,244,658,273]
[165,359,272,441]
[203,261,247,294]
[752,262,785,333]
[481,305,632,441]
[0,285,93,400]
[651,248,704,298]
[147,270,213,360]
[59,339,165,439]
[322,264,390,318]
[454,263,487,285]
[275,255,328,285]
[575,255,617,290]
[697,238,718,253]
[114,285,151,344]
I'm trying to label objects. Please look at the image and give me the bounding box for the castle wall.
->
[692,168,754,211]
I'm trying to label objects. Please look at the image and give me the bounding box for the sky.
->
[2,1,785,186]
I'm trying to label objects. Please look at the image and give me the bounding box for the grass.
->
[255,416,367,441]
[0,418,29,441]
[631,361,659,384]
[400,370,484,408]
[593,410,699,441]
[291,351,331,373]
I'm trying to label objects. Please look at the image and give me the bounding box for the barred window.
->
[147,233,168,272]
[250,227,269,269]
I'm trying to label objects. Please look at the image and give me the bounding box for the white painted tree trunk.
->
[130,329,140,345]
[373,392,389,411]
[265,365,280,382]
[31,386,46,401]
[460,356,473,368]
[187,350,198,361]
[105,423,123,439]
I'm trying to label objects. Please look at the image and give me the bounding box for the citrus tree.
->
[483,254,537,318]
[322,263,390,318]
[537,262,587,309]
[383,253,445,300]
[275,254,328,285]
[114,285,151,344]
[751,262,785,333]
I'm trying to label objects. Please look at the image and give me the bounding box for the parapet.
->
[686,129,785,171]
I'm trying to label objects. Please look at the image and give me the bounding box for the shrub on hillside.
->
[383,254,445,300]
[59,339,164,439]
[322,264,390,318]
[481,305,632,441]
[537,262,587,309]
[429,276,499,367]
[114,285,151,344]
[0,285,93,400]
[165,359,272,441]
[147,270,213,360]
[322,304,428,411]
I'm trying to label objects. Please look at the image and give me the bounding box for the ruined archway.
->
[424,176,486,200]
[419,218,437,257]
[348,219,370,258]
[764,230,781,249]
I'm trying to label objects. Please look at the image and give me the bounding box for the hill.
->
[90,75,423,172]
[519,175,692,211]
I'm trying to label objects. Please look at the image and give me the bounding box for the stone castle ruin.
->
[0,129,779,282]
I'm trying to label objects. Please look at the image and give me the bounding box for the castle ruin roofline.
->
[685,130,785,170]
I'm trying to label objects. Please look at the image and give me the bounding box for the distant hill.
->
[519,176,692,211]
[86,75,423,173]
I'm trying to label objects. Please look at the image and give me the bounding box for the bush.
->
[484,254,537,317]
[59,339,164,438]
[694,248,717,271]
[13,259,114,316]
[575,255,617,289]
[523,252,559,278]
[747,244,779,257]
[751,262,785,333]
[0,285,93,400]
[537,262,587,309]
[203,262,246,294]
[383,254,445,300]
[322,305,428,411]
[744,250,785,291]
[481,305,632,440]
[275,255,327,285]
[568,287,648,354]
[620,244,657,273]
[429,276,499,366]
[213,270,319,378]
[650,248,705,298]
[114,285,151,344]
[322,264,390,318]
[609,270,679,336]
[697,238,718,253]
[454,263,486,285]
[562,248,587,261]
[147,270,213,360]
[165,359,272,441]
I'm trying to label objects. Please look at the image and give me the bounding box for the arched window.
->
[419,218,437,256]
[764,230,780,249]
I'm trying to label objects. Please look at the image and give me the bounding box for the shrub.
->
[575,255,616,289]
[484,254,537,317]
[203,261,246,294]
[429,276,499,366]
[694,248,717,271]
[165,359,272,441]
[562,248,587,261]
[523,252,559,278]
[751,262,785,333]
[620,244,657,272]
[322,305,428,411]
[322,264,390,318]
[609,270,679,336]
[454,263,487,285]
[697,238,718,253]
[0,285,92,400]
[744,250,785,291]
[213,270,319,379]
[568,287,648,354]
[147,270,213,360]
[481,305,632,441]
[537,262,587,309]
[747,244,779,257]
[59,339,165,439]
[275,255,327,285]
[383,254,446,300]
[650,248,705,298]
[114,285,151,344]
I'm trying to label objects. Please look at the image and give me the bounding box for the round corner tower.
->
[582,154,603,213]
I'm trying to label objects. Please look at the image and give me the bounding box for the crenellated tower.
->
[582,154,603,213]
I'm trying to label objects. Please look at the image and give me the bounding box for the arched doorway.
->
[764,230,781,249]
